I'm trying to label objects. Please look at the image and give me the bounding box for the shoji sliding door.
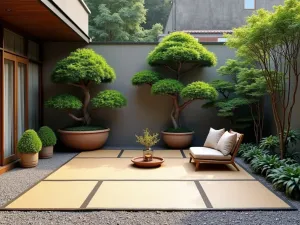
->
[28,63,40,130]
[2,52,28,165]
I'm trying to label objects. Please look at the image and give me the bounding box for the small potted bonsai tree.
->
[136,128,160,161]
[17,130,42,168]
[132,32,218,148]
[38,126,57,159]
[46,49,127,150]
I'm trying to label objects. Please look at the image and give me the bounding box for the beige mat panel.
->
[201,181,290,209]
[76,150,121,158]
[88,181,206,209]
[121,150,183,158]
[46,158,254,180]
[183,149,191,158]
[6,181,97,209]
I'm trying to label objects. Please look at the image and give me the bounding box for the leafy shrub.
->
[181,81,218,101]
[148,32,217,67]
[38,126,57,147]
[259,135,279,151]
[17,130,42,154]
[267,165,300,199]
[250,154,283,175]
[242,146,267,163]
[51,48,116,84]
[131,70,161,85]
[45,94,82,110]
[91,90,127,108]
[285,129,300,147]
[237,143,256,157]
[151,79,184,95]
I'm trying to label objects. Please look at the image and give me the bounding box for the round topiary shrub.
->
[38,126,57,147]
[17,130,42,154]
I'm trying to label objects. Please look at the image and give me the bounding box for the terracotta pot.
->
[39,146,53,159]
[161,131,194,149]
[20,153,39,168]
[58,128,110,151]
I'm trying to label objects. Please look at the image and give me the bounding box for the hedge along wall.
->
[42,42,272,147]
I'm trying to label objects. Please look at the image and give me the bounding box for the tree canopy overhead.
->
[86,0,163,42]
[148,32,217,67]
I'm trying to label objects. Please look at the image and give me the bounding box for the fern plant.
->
[237,143,256,157]
[259,135,279,151]
[242,146,267,163]
[250,154,283,175]
[267,165,300,199]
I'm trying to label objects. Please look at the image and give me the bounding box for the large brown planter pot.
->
[162,131,194,149]
[20,153,39,168]
[58,129,110,151]
[39,146,54,159]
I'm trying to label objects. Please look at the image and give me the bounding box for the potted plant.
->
[38,126,57,159]
[132,32,218,148]
[45,49,127,151]
[136,128,160,161]
[17,130,42,168]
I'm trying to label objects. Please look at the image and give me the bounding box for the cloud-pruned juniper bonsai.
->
[46,49,126,128]
[132,32,218,131]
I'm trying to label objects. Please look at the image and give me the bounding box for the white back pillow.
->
[216,131,237,156]
[204,128,225,149]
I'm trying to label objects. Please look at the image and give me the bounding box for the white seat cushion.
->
[189,147,232,160]
[203,128,225,149]
[216,131,237,156]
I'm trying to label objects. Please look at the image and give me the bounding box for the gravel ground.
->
[0,153,299,225]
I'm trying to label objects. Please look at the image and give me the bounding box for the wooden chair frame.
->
[189,132,244,171]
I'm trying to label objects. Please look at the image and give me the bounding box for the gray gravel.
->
[0,154,299,225]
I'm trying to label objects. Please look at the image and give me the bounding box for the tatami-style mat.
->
[2,150,295,211]
[45,158,253,180]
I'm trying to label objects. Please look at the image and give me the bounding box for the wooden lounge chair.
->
[189,130,244,171]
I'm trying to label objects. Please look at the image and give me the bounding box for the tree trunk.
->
[82,87,91,125]
[171,96,181,129]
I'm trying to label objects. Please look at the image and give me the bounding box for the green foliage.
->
[236,68,267,99]
[250,154,283,175]
[267,165,300,199]
[63,126,106,131]
[259,135,279,151]
[91,90,127,109]
[51,49,116,84]
[242,146,267,163]
[164,127,193,133]
[17,130,42,154]
[45,94,83,110]
[86,0,163,42]
[237,143,256,157]
[143,0,172,30]
[210,80,235,98]
[285,129,300,148]
[226,0,300,158]
[151,79,184,95]
[136,128,160,148]
[181,81,218,101]
[216,97,249,117]
[217,59,249,80]
[38,126,57,147]
[131,70,162,85]
[148,32,217,67]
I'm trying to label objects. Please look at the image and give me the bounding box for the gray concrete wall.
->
[43,43,238,147]
[165,0,284,33]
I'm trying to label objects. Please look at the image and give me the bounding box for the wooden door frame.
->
[1,52,29,166]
